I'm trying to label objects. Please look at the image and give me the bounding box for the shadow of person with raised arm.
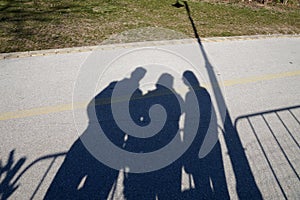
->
[182,71,229,200]
[123,73,183,200]
[45,67,147,199]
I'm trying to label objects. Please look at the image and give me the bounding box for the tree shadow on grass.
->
[0,0,81,52]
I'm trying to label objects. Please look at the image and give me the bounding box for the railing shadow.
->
[0,151,66,200]
[234,105,300,199]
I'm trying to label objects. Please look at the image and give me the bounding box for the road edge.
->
[1,34,299,60]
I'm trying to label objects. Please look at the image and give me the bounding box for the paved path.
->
[0,35,299,199]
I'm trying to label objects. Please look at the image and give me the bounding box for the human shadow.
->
[44,138,118,199]
[181,71,229,200]
[180,1,262,199]
[0,150,26,200]
[93,67,147,153]
[45,68,187,199]
[45,39,259,199]
[123,73,183,200]
[44,68,149,199]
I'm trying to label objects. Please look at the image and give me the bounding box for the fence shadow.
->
[234,105,300,199]
[0,150,66,200]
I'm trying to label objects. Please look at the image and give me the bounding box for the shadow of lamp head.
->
[172,0,184,8]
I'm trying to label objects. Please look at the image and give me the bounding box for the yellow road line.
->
[223,70,300,87]
[0,104,72,121]
[0,70,300,121]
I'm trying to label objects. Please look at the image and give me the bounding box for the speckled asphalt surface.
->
[0,35,299,199]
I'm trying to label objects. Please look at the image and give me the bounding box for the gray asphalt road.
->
[0,35,299,199]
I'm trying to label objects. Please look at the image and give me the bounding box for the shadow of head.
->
[130,67,146,82]
[156,73,174,88]
[183,70,200,88]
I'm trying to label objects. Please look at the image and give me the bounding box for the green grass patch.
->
[0,0,299,53]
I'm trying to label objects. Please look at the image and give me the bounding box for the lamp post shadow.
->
[174,1,263,199]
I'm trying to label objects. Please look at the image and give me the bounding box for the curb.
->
[1,34,299,60]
